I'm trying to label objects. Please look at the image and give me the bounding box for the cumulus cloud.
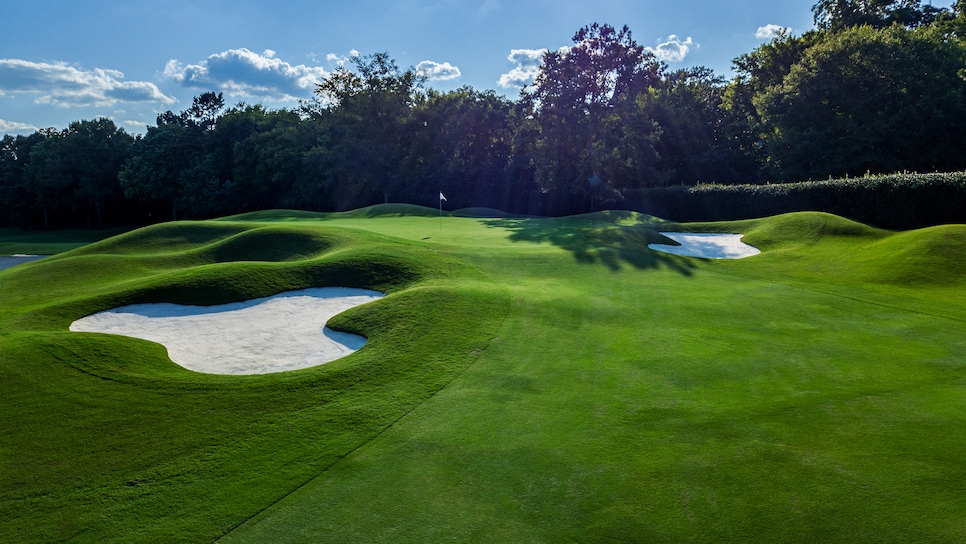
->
[122,119,152,132]
[756,24,791,39]
[645,35,695,63]
[416,60,461,81]
[323,50,362,68]
[0,118,39,135]
[497,48,547,89]
[0,59,175,107]
[164,48,329,101]
[326,53,349,66]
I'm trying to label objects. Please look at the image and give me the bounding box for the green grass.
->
[2,207,966,542]
[0,227,130,255]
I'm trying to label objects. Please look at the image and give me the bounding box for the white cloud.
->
[326,53,349,66]
[416,60,461,81]
[0,118,39,135]
[0,59,175,108]
[164,48,329,101]
[508,49,547,66]
[498,48,547,89]
[756,24,791,39]
[122,119,152,132]
[645,35,695,63]
[498,65,540,89]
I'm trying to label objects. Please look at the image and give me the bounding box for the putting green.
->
[2,207,965,543]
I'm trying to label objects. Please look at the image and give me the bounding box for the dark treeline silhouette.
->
[4,1,966,228]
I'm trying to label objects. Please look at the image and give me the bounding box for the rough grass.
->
[0,227,130,255]
[3,206,966,543]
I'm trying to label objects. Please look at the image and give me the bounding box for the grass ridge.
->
[3,209,966,542]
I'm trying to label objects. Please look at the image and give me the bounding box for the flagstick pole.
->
[439,192,447,234]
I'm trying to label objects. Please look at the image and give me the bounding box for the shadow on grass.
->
[482,217,695,276]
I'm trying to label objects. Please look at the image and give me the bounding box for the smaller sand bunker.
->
[70,287,385,375]
[648,232,760,259]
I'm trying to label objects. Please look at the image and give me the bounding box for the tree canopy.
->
[812,0,948,30]
[5,5,966,227]
[525,23,666,205]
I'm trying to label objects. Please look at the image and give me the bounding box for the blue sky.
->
[1,1,931,137]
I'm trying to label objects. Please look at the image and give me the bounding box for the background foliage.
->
[621,172,966,229]
[4,1,966,228]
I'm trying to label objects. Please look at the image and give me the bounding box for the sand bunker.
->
[70,287,385,375]
[648,232,760,259]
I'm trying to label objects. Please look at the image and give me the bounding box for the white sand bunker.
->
[70,287,385,375]
[648,232,760,259]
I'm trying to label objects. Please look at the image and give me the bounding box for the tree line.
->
[3,0,966,228]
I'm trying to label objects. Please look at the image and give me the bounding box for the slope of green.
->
[860,224,966,286]
[452,207,523,218]
[0,227,130,255]
[698,212,966,318]
[221,203,443,223]
[3,209,966,543]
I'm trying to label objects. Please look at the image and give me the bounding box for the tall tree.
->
[526,23,666,208]
[0,131,55,227]
[756,24,966,180]
[61,118,134,228]
[812,0,948,30]
[404,87,515,208]
[23,131,71,229]
[188,91,226,131]
[222,105,316,210]
[311,52,425,206]
[642,67,758,185]
[20,120,132,229]
[119,112,204,220]
[120,95,240,220]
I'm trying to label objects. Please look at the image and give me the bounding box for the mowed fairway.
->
[3,206,966,542]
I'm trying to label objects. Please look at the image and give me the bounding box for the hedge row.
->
[617,172,966,230]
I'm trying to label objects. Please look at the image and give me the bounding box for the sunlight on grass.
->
[3,206,966,543]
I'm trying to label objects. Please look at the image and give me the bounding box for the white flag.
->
[439,192,447,201]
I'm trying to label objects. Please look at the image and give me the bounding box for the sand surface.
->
[648,232,760,259]
[70,287,385,375]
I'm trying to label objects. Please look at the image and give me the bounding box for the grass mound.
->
[0,216,508,542]
[708,211,966,287]
[681,211,885,250]
[337,203,441,218]
[568,209,672,226]
[0,227,130,255]
[4,209,966,543]
[227,204,444,221]
[200,226,335,263]
[73,222,249,255]
[452,207,522,218]
[218,209,329,222]
[860,224,966,285]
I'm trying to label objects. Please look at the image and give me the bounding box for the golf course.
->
[2,205,966,542]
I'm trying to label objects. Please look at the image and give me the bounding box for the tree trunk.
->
[91,196,104,229]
